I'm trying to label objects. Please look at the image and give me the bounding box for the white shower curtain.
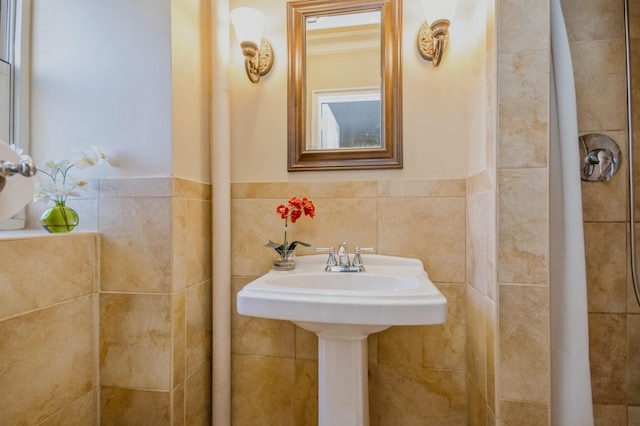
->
[549,0,594,424]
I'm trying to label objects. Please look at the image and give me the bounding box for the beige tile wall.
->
[0,233,98,425]
[563,0,640,423]
[466,170,498,425]
[1,176,212,425]
[497,0,551,424]
[98,177,212,425]
[230,179,467,425]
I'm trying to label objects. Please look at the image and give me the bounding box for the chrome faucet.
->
[316,243,374,272]
[337,242,350,267]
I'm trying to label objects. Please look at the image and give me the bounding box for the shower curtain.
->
[549,0,594,424]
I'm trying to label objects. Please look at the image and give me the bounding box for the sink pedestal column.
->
[303,324,389,426]
[318,335,369,426]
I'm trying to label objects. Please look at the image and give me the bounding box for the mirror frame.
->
[287,0,402,171]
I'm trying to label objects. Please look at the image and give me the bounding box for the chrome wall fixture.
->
[417,0,458,67]
[230,7,274,83]
[0,155,36,192]
[579,133,621,182]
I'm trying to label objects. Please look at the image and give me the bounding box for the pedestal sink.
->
[237,254,447,426]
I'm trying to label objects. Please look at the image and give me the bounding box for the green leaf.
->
[265,240,311,257]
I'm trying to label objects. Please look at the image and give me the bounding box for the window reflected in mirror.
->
[310,87,381,150]
[305,11,382,151]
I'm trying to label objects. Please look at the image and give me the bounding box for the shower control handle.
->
[579,134,621,182]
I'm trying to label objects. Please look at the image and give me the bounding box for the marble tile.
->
[99,177,173,198]
[498,50,549,169]
[231,198,294,276]
[499,400,548,426]
[185,199,212,286]
[172,198,188,291]
[0,233,96,320]
[561,0,624,42]
[231,181,377,199]
[628,314,640,405]
[569,39,626,77]
[295,359,318,426]
[72,199,100,232]
[486,298,498,413]
[631,0,640,39]
[368,333,378,366]
[186,280,212,375]
[39,391,95,426]
[467,170,494,195]
[185,362,212,426]
[231,354,295,426]
[368,358,379,426]
[377,365,466,425]
[174,178,212,201]
[378,197,466,283]
[498,0,548,53]
[172,381,185,426]
[593,403,627,426]
[466,374,488,426]
[99,197,173,293]
[584,222,627,313]
[467,190,496,297]
[100,293,172,390]
[589,313,627,404]
[630,405,640,426]
[575,71,627,133]
[466,286,487,402]
[173,290,186,387]
[627,272,640,314]
[498,168,548,285]
[499,284,549,403]
[231,277,296,358]
[487,406,497,426]
[378,178,466,197]
[378,283,466,371]
[100,387,170,425]
[295,196,378,255]
[0,296,94,425]
[295,326,318,360]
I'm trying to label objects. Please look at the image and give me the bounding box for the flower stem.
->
[283,217,289,260]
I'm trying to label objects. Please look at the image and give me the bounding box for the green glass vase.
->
[40,201,79,233]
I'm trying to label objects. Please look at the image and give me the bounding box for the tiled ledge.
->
[0,229,97,240]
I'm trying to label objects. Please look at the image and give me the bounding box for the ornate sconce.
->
[417,0,458,67]
[230,7,274,83]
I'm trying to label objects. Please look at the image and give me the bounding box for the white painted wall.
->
[30,0,211,183]
[229,0,487,182]
[171,0,211,183]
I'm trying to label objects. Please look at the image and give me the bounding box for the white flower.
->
[72,145,110,169]
[34,145,109,204]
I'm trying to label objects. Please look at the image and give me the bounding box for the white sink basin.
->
[237,254,447,426]
[237,254,447,330]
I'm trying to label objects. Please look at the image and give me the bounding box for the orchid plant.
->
[266,196,315,261]
[33,145,109,204]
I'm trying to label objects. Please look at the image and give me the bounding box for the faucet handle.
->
[352,247,375,266]
[337,242,351,266]
[315,247,337,268]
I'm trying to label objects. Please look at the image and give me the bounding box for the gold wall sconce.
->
[230,7,274,83]
[417,0,458,67]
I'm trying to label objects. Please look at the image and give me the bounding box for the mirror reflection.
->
[287,0,402,171]
[305,11,382,150]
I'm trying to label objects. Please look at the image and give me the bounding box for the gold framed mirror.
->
[287,0,402,171]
